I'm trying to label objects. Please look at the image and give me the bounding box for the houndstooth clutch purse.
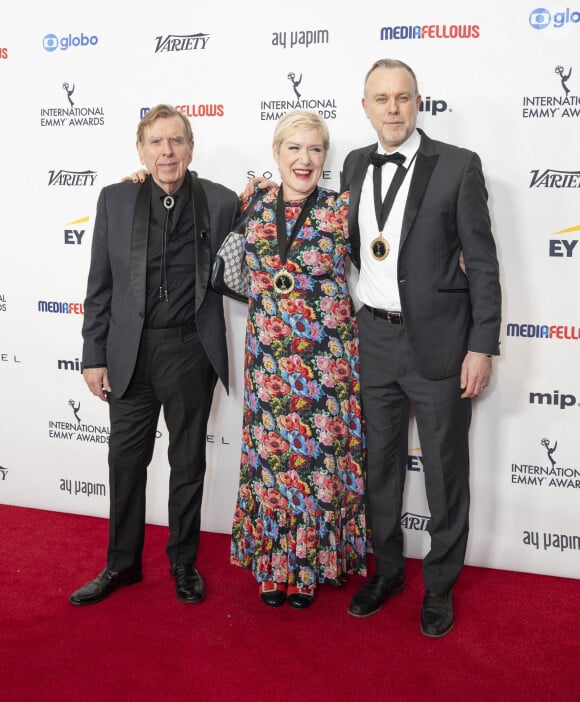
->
[211,191,262,303]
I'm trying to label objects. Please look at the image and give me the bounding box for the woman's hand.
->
[240,177,278,199]
[121,169,149,183]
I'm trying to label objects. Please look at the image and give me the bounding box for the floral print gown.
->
[230,187,367,589]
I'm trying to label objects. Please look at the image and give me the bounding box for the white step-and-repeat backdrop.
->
[1,1,578,579]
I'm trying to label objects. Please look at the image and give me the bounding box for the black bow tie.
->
[370,151,406,167]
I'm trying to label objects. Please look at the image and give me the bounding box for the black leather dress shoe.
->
[286,585,315,610]
[348,573,406,618]
[420,590,454,638]
[259,582,286,607]
[68,566,143,606]
[171,563,205,603]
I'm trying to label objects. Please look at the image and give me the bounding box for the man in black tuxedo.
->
[69,105,238,606]
[341,60,501,636]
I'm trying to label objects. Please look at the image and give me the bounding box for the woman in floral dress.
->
[230,111,366,609]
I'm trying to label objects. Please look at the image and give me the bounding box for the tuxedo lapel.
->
[400,138,438,249]
[190,173,211,312]
[130,180,151,311]
[347,146,375,267]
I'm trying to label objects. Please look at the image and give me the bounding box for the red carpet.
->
[1,504,578,702]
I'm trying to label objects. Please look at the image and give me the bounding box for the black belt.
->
[143,321,197,338]
[364,305,403,324]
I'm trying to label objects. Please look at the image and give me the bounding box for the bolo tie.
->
[159,194,175,302]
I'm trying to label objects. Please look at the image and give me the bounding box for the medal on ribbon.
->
[273,270,295,293]
[371,233,389,260]
[274,186,318,294]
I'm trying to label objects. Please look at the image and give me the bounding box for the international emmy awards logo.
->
[540,437,557,468]
[554,65,572,95]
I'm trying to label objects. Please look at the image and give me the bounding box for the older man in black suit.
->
[69,104,238,606]
[341,60,501,636]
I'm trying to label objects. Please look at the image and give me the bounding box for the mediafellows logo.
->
[529,7,580,30]
[43,33,98,52]
[522,64,579,119]
[271,27,330,49]
[139,104,224,120]
[154,33,209,53]
[0,47,8,59]
[38,300,84,314]
[507,322,580,340]
[380,22,480,41]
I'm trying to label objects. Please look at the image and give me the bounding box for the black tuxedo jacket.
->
[82,171,239,396]
[341,129,501,380]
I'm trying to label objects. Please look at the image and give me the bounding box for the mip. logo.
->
[529,8,552,29]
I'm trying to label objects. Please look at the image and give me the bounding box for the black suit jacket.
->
[340,129,501,380]
[82,171,239,396]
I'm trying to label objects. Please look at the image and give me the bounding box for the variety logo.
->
[38,300,84,314]
[48,170,97,186]
[271,28,330,49]
[40,82,105,128]
[260,70,338,121]
[522,64,580,119]
[0,465,8,481]
[380,23,480,41]
[506,322,580,340]
[512,436,580,491]
[530,169,580,188]
[529,389,579,410]
[401,512,430,531]
[154,33,209,53]
[64,217,89,245]
[529,7,580,30]
[42,33,98,52]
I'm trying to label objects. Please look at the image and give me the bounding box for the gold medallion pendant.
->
[370,233,389,261]
[273,269,295,293]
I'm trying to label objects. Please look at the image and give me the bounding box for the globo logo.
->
[43,33,99,52]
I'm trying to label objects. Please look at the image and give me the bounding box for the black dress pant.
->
[357,306,472,594]
[106,325,217,572]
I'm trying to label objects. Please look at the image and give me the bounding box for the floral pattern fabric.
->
[230,187,367,589]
